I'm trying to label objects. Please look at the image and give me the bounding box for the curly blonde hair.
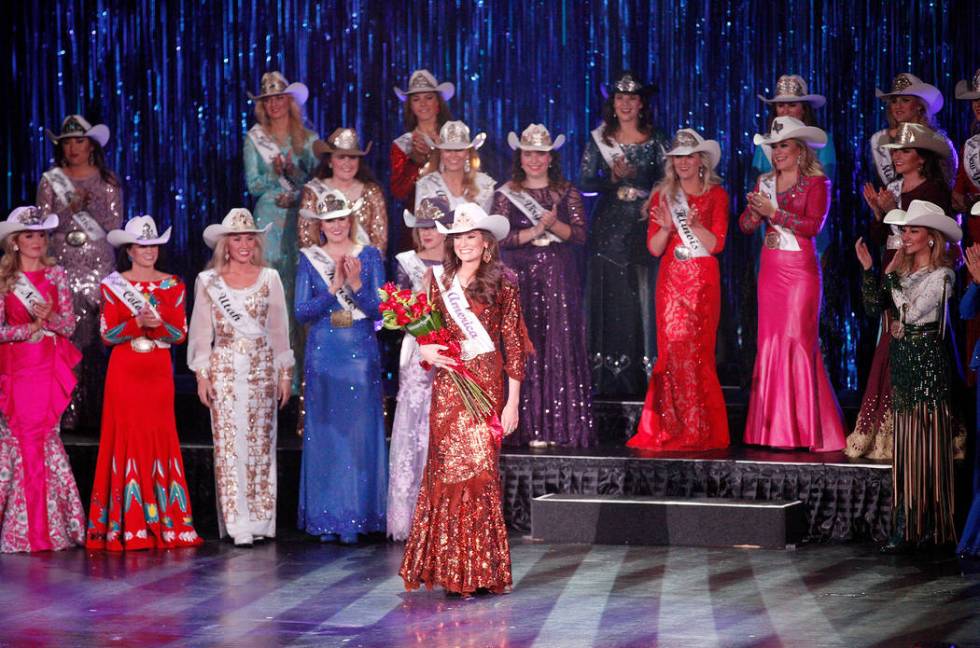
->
[254,98,315,156]
[761,138,825,181]
[206,235,267,274]
[420,149,483,203]
[0,233,56,295]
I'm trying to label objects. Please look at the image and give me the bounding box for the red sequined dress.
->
[86,275,203,551]
[627,185,730,451]
[400,275,531,595]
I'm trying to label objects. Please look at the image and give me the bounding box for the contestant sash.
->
[199,269,265,338]
[12,272,48,311]
[304,179,370,245]
[299,246,367,320]
[668,192,710,258]
[101,271,160,317]
[591,126,625,168]
[870,130,897,186]
[884,178,904,250]
[433,266,495,360]
[42,167,76,206]
[759,177,801,251]
[416,172,454,207]
[248,124,293,191]
[393,132,413,155]
[395,251,430,292]
[964,135,980,191]
[498,185,562,244]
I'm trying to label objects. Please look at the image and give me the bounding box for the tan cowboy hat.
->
[404,196,452,229]
[45,115,110,148]
[317,127,373,157]
[202,208,272,249]
[0,207,59,242]
[428,121,486,151]
[875,73,943,117]
[955,69,980,101]
[299,186,363,221]
[435,203,510,241]
[757,75,826,108]
[884,199,962,242]
[107,215,172,247]
[393,69,455,102]
[753,116,827,150]
[507,123,566,152]
[664,128,722,170]
[247,71,309,106]
[880,122,952,158]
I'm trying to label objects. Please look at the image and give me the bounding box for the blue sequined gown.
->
[295,245,387,538]
[958,282,980,557]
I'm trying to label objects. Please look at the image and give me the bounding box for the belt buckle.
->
[764,230,781,250]
[673,246,692,261]
[616,186,635,201]
[330,310,353,328]
[131,336,155,353]
[66,231,88,247]
[530,235,552,247]
[889,320,905,340]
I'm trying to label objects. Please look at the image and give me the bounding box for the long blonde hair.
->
[254,98,314,156]
[896,229,957,276]
[0,234,56,295]
[206,235,267,274]
[421,149,482,203]
[762,138,825,181]
[654,151,723,200]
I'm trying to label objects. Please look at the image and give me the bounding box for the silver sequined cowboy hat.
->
[318,127,373,157]
[0,206,59,242]
[394,69,455,102]
[299,187,363,221]
[507,123,566,152]
[247,71,309,107]
[45,115,110,148]
[404,196,452,229]
[202,208,273,249]
[428,120,486,151]
[880,122,952,158]
[107,215,172,247]
[757,74,826,108]
[600,71,656,99]
[664,128,722,170]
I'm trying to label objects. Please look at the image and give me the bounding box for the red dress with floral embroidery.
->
[86,275,203,551]
[627,186,730,451]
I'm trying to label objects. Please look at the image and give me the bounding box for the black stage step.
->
[530,493,807,549]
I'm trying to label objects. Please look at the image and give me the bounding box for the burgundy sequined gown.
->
[400,276,531,595]
[493,184,595,447]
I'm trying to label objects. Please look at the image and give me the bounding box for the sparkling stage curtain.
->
[2,0,978,389]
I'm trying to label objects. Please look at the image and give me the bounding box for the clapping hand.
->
[343,255,363,292]
[539,208,558,230]
[652,202,673,231]
[410,131,432,164]
[31,300,53,322]
[611,156,635,181]
[137,307,162,329]
[884,247,905,275]
[965,243,980,284]
[854,237,874,271]
[746,192,773,219]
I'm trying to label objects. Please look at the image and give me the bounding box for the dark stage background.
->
[2,0,979,391]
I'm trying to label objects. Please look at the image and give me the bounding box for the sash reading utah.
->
[498,186,562,244]
[248,124,294,191]
[668,192,709,258]
[299,246,366,320]
[759,177,801,251]
[965,135,980,191]
[591,126,625,168]
[395,251,430,292]
[43,167,105,240]
[885,179,904,250]
[870,130,897,185]
[102,272,160,317]
[432,266,495,359]
[200,270,265,338]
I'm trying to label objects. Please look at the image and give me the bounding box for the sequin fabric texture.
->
[400,275,531,595]
[36,172,123,430]
[298,180,389,253]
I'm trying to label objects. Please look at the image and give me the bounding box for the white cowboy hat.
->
[664,128,722,170]
[45,115,110,148]
[318,127,373,157]
[880,122,952,158]
[507,123,566,152]
[299,186,363,221]
[107,215,172,247]
[393,69,455,102]
[753,116,827,150]
[0,207,59,242]
[202,208,272,249]
[427,121,486,151]
[972,201,980,216]
[875,73,943,117]
[404,196,452,229]
[757,75,826,108]
[955,69,980,101]
[435,203,510,242]
[247,71,309,106]
[884,199,962,242]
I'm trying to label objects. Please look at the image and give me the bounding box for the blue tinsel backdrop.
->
[2,0,979,389]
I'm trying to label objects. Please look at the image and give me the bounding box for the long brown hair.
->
[254,98,314,155]
[440,230,502,305]
[600,93,654,144]
[403,94,453,131]
[313,153,378,184]
[509,150,568,191]
[0,233,56,295]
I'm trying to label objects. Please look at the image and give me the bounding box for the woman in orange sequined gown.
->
[400,203,531,596]
[626,130,729,451]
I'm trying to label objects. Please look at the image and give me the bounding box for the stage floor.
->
[1,533,978,647]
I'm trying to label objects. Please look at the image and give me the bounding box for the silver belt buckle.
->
[131,336,155,353]
[66,231,88,247]
[674,246,692,261]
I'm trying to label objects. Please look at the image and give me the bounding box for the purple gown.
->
[493,183,595,447]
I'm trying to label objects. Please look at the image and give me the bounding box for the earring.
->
[928,239,935,248]
[698,166,705,180]
[224,252,230,260]
[12,244,19,252]
[482,247,492,263]
[464,158,472,173]
[797,156,803,168]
